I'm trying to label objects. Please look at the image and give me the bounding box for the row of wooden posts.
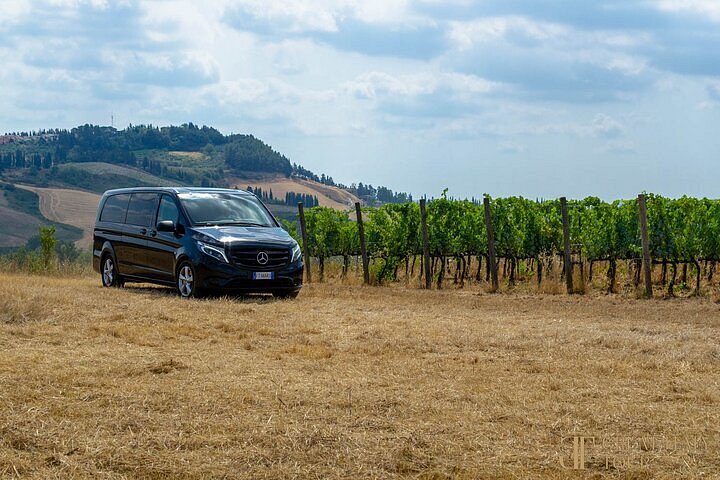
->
[296,194,655,298]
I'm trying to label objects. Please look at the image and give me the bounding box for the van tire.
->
[101,254,123,288]
[176,261,201,298]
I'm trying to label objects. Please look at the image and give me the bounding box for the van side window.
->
[157,195,180,225]
[125,193,159,226]
[100,194,131,223]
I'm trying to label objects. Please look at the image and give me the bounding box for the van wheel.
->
[177,262,200,298]
[273,291,299,300]
[101,255,123,288]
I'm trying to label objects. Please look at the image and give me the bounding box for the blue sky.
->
[2,0,720,199]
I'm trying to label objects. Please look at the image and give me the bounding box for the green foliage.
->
[2,182,42,217]
[0,230,91,275]
[39,225,57,269]
[224,135,292,175]
[303,207,350,259]
[299,194,720,282]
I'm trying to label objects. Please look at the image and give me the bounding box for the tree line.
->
[1,123,294,175]
[245,186,319,208]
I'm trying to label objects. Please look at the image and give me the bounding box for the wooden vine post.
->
[560,197,574,294]
[420,198,432,289]
[355,202,370,285]
[297,202,312,283]
[638,194,653,298]
[483,197,499,292]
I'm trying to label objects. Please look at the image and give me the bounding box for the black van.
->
[93,187,303,298]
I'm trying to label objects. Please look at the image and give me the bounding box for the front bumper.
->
[195,257,304,293]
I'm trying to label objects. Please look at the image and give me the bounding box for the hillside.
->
[0,123,405,249]
[0,123,410,204]
[229,174,360,210]
[0,164,359,249]
[0,183,83,251]
[16,185,100,249]
[0,199,42,248]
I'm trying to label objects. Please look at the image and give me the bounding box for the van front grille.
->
[230,247,290,269]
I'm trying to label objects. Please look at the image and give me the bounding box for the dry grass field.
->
[168,152,206,160]
[1,272,719,479]
[228,175,360,210]
[16,185,100,249]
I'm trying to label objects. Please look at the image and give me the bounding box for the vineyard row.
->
[288,193,720,296]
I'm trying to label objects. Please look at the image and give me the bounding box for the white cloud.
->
[343,71,494,100]
[343,72,426,99]
[605,55,648,75]
[590,114,625,138]
[0,0,32,26]
[347,0,418,25]
[224,0,342,33]
[2,0,720,199]
[448,16,567,49]
[655,0,720,21]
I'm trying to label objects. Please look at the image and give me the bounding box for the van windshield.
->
[178,192,276,227]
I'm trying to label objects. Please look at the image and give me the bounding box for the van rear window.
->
[100,194,131,223]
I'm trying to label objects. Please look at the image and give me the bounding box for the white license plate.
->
[253,272,275,280]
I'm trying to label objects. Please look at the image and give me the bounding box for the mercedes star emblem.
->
[256,251,269,265]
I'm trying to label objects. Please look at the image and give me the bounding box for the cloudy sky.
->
[2,0,720,199]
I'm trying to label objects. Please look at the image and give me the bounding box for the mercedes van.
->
[93,187,303,298]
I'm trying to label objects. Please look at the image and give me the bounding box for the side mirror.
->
[157,220,176,232]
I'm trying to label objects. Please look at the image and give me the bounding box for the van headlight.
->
[291,244,302,263]
[197,241,229,263]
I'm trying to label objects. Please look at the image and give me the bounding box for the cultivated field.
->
[229,175,360,210]
[1,273,719,479]
[16,185,100,249]
[168,151,206,160]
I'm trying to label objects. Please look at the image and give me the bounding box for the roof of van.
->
[101,187,254,196]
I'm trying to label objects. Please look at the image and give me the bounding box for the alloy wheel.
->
[178,264,194,297]
[102,257,115,287]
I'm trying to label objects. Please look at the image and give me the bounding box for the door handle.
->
[140,228,147,235]
[148,229,157,237]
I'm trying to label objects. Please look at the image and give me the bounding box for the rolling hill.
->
[0,163,360,250]
[0,200,42,248]
[0,123,404,250]
[0,183,83,251]
[16,185,101,249]
[228,174,360,210]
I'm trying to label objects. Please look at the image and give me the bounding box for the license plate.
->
[253,272,275,280]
